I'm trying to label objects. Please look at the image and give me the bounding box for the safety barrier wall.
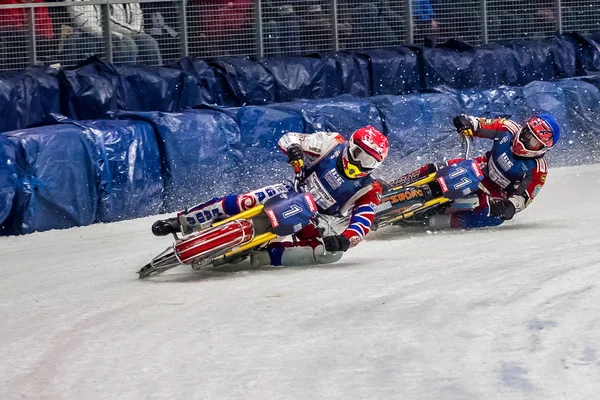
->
[3,33,600,134]
[2,35,600,235]
[2,76,600,235]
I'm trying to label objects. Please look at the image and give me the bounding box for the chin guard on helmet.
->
[341,126,389,178]
[512,114,560,158]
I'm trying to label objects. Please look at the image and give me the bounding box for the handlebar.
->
[463,135,473,159]
[290,159,305,192]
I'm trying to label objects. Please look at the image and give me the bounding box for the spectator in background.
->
[68,1,162,65]
[338,0,396,49]
[262,0,301,57]
[188,0,253,57]
[413,0,438,46]
[0,0,55,69]
[297,0,331,53]
[140,1,180,64]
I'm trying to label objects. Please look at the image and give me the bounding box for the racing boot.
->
[151,217,181,236]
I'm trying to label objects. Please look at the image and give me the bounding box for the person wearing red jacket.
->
[0,0,55,39]
[0,0,55,68]
[152,127,389,267]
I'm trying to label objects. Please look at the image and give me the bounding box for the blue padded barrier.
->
[169,57,222,105]
[418,36,579,91]
[501,36,577,83]
[230,105,305,189]
[224,96,384,190]
[316,52,371,98]
[0,35,599,135]
[0,136,17,233]
[554,77,600,165]
[257,56,339,102]
[59,57,120,120]
[2,124,99,235]
[352,47,420,96]
[209,57,276,106]
[115,110,243,211]
[0,67,61,133]
[52,116,164,222]
[370,93,465,181]
[564,33,600,76]
[116,65,203,112]
[268,95,384,135]
[423,80,599,168]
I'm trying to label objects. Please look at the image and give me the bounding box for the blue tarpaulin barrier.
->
[257,56,339,102]
[316,52,371,98]
[0,67,61,133]
[115,110,243,211]
[233,105,304,188]
[355,47,420,96]
[419,36,578,90]
[0,136,17,233]
[268,95,384,135]
[2,123,99,235]
[370,93,464,180]
[209,57,276,106]
[116,65,203,112]
[2,34,600,235]
[59,57,120,120]
[1,34,600,134]
[170,57,223,106]
[52,116,164,222]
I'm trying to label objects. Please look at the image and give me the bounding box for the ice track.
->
[1,164,599,400]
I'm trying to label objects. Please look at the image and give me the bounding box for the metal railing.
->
[0,0,598,71]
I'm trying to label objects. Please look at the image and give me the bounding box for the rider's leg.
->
[152,182,292,236]
[428,191,504,230]
[250,241,344,267]
[250,224,344,267]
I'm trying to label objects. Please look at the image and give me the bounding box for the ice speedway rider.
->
[152,126,389,267]
[421,113,560,229]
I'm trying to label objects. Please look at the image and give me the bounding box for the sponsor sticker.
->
[437,177,449,193]
[471,161,483,178]
[382,188,424,204]
[266,209,279,227]
[324,168,344,189]
[304,194,318,213]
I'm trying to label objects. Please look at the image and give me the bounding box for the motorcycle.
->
[138,173,318,279]
[373,137,483,230]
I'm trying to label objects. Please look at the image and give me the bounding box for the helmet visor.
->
[349,142,380,170]
[520,125,546,151]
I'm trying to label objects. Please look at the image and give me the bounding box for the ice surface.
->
[1,164,599,400]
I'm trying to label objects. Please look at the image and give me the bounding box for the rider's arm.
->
[455,115,520,140]
[473,117,520,140]
[340,181,382,248]
[278,131,344,162]
[509,158,548,213]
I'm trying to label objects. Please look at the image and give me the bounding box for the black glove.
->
[286,143,304,164]
[489,198,516,220]
[322,234,351,252]
[286,143,304,174]
[453,114,476,137]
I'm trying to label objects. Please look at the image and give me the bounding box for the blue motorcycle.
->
[373,137,484,229]
[138,182,318,279]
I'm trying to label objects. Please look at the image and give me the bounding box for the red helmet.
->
[341,126,389,179]
[512,114,560,158]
